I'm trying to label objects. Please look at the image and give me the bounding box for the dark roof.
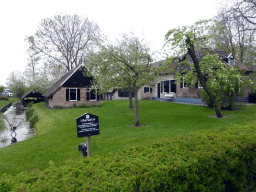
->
[42,65,92,98]
[21,91,42,100]
[154,49,252,74]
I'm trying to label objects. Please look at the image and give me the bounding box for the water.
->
[0,105,36,148]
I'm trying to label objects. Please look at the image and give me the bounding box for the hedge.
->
[1,120,256,191]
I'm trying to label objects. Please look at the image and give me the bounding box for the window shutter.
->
[86,89,90,101]
[66,89,69,101]
[77,89,80,101]
[97,89,100,101]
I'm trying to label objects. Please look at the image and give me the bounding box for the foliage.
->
[5,71,29,99]
[88,31,166,125]
[211,5,256,68]
[25,106,39,128]
[164,19,253,116]
[1,100,256,177]
[0,113,5,131]
[25,13,101,71]
[24,62,65,94]
[53,105,65,109]
[1,119,256,191]
[0,86,4,93]
[0,95,8,101]
[185,53,249,110]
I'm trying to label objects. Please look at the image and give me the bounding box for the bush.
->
[29,114,39,128]
[25,108,34,120]
[0,95,8,101]
[0,114,5,131]
[199,89,241,110]
[1,120,256,191]
[77,103,87,108]
[25,106,39,128]
[53,105,65,109]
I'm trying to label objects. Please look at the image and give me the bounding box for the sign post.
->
[76,113,99,157]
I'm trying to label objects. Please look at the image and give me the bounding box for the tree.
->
[26,49,40,83]
[26,13,101,71]
[6,71,28,99]
[165,20,225,117]
[24,62,66,93]
[0,85,4,93]
[211,3,256,68]
[232,0,256,30]
[88,32,164,126]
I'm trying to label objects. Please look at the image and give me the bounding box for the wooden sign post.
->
[76,113,99,157]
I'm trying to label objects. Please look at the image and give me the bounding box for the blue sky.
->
[0,0,220,87]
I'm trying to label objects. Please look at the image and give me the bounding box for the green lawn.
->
[0,100,255,176]
[0,100,11,109]
[0,98,17,109]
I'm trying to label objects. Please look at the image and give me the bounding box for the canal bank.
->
[0,103,36,148]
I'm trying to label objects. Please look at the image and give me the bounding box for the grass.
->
[0,98,18,109]
[0,100,255,176]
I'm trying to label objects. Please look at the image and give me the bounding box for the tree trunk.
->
[186,36,223,118]
[134,90,139,126]
[129,91,133,108]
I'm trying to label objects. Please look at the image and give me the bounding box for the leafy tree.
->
[26,13,101,71]
[24,62,65,93]
[165,20,254,115]
[88,32,165,126]
[6,71,28,99]
[0,85,4,93]
[165,20,225,117]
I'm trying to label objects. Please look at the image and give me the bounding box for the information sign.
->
[76,113,99,138]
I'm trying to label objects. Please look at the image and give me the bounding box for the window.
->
[87,89,98,101]
[164,80,170,93]
[66,88,80,101]
[229,58,235,67]
[118,90,135,97]
[170,80,176,93]
[180,74,188,89]
[144,87,152,93]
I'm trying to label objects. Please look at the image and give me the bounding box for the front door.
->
[157,83,160,98]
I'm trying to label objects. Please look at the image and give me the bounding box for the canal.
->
[0,104,36,148]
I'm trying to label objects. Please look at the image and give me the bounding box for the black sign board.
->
[76,113,99,138]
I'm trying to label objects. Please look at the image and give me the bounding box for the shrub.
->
[25,108,34,120]
[29,114,39,128]
[53,105,65,109]
[0,95,8,101]
[1,120,256,191]
[77,103,87,108]
[0,114,5,131]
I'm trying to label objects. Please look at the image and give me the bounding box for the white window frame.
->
[182,74,188,89]
[69,88,77,101]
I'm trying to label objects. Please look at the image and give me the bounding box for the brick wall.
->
[139,86,156,100]
[47,87,100,108]
[176,85,202,98]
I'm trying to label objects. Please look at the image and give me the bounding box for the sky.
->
[0,0,220,87]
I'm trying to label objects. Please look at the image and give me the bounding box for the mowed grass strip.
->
[0,100,255,176]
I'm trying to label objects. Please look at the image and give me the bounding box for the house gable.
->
[61,66,93,88]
